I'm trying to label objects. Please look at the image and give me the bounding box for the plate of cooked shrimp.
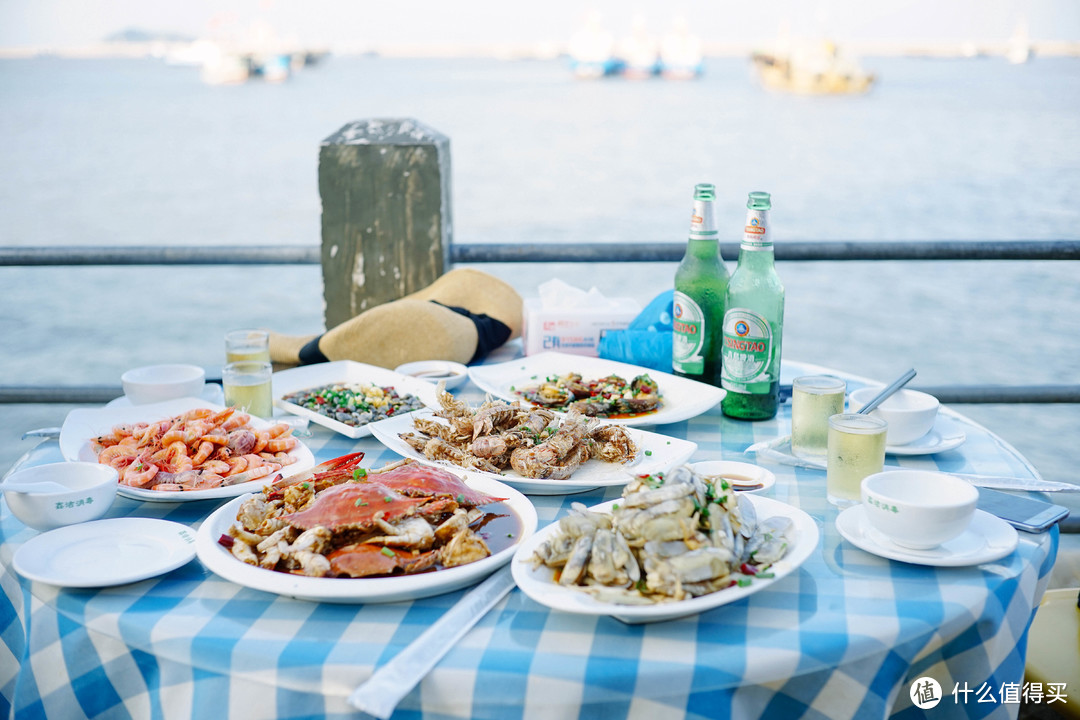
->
[59,397,315,502]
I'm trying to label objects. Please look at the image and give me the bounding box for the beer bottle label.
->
[742,209,771,251]
[720,308,773,388]
[672,291,706,374]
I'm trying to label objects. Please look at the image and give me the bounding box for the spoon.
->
[2,480,72,494]
[856,368,917,415]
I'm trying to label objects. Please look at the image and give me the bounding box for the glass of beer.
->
[225,329,270,364]
[791,376,846,459]
[826,413,888,508]
[222,361,273,418]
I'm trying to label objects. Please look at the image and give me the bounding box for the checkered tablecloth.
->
[0,354,1058,720]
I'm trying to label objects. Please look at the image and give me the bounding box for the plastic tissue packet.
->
[598,290,674,373]
[522,279,640,357]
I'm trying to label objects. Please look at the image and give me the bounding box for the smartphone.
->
[976,487,1070,533]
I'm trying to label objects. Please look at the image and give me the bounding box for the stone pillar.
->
[318,118,452,330]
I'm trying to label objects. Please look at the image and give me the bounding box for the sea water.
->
[1,55,1078,486]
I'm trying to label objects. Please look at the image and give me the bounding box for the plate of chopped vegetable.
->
[272,361,442,439]
[468,352,726,428]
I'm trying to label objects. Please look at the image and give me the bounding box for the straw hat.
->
[269,268,522,368]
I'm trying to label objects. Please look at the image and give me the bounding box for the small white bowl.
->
[394,360,468,390]
[121,364,206,405]
[3,462,119,532]
[849,386,940,446]
[861,469,977,550]
[688,460,776,493]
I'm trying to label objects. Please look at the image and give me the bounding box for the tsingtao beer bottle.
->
[672,183,730,387]
[720,191,785,420]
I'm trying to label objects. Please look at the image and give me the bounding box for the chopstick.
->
[347,565,516,719]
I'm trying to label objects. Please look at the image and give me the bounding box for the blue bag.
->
[597,290,673,373]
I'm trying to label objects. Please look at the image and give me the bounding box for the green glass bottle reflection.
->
[672,183,730,387]
[720,191,785,420]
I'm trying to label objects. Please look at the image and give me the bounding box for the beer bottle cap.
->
[694,183,716,201]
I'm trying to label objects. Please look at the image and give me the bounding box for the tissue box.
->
[522,297,641,357]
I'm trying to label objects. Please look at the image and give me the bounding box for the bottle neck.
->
[689,198,718,242]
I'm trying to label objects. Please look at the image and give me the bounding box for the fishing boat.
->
[752,41,874,95]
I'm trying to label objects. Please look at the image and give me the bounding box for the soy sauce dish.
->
[394,361,468,390]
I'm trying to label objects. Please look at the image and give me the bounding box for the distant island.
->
[104,28,196,45]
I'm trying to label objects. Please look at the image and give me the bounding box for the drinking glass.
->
[222,361,273,418]
[826,413,888,508]
[225,329,270,364]
[791,376,846,459]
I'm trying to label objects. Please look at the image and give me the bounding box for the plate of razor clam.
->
[511,465,819,623]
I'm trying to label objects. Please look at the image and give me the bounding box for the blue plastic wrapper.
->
[598,290,674,373]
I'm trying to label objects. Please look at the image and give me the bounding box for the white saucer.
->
[106,383,224,408]
[12,518,197,587]
[886,417,966,456]
[687,460,776,493]
[836,505,1018,567]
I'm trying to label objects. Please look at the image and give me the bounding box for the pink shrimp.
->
[221,412,251,432]
[252,431,270,455]
[99,444,139,467]
[266,423,292,438]
[266,436,297,453]
[121,459,159,487]
[191,441,216,466]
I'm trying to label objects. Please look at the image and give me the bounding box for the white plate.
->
[468,352,725,428]
[272,360,442,439]
[835,505,1018,567]
[687,460,776,494]
[886,416,966,456]
[195,471,538,603]
[512,494,819,624]
[368,411,698,495]
[105,383,224,408]
[394,360,469,390]
[60,397,316,503]
[12,518,197,587]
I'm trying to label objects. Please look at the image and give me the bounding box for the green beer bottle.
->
[720,191,785,419]
[672,183,730,387]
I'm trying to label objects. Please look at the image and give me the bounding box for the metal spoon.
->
[856,368,917,415]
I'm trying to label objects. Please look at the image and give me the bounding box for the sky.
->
[1,0,1078,52]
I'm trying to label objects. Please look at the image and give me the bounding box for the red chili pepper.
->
[740,563,757,576]
[217,534,235,549]
[315,397,326,404]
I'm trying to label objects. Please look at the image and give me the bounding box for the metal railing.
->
[2,240,1078,404]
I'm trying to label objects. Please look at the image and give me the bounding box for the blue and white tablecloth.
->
[0,354,1058,720]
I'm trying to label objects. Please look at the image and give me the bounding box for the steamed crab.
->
[399,387,638,480]
[219,453,508,578]
[528,465,793,604]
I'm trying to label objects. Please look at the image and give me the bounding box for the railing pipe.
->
[1,240,1078,267]
[2,383,1078,406]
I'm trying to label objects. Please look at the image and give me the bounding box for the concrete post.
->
[318,118,452,330]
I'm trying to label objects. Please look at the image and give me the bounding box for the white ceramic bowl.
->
[3,462,119,532]
[860,469,978,549]
[121,364,206,405]
[394,360,468,390]
[848,387,940,446]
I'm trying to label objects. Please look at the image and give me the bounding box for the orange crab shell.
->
[283,482,432,533]
[328,544,440,578]
[371,464,506,507]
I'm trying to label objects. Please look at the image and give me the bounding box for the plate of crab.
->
[195,452,538,603]
[511,464,819,624]
[367,386,698,495]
